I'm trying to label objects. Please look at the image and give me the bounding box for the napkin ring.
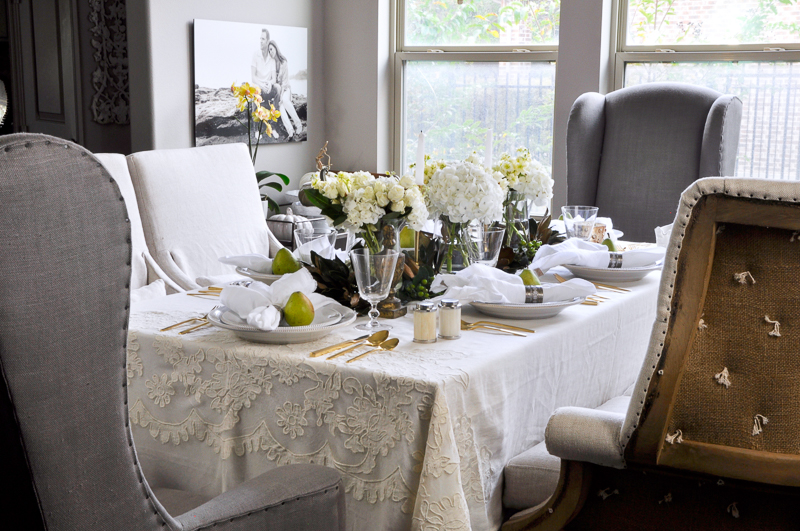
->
[525,285,544,304]
[608,252,623,269]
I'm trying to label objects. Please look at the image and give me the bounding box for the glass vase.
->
[504,190,530,248]
[438,216,472,274]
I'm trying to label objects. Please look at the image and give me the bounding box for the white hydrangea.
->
[493,148,554,207]
[311,170,428,231]
[425,161,504,225]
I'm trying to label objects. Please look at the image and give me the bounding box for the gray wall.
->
[323,0,393,173]
[127,0,326,193]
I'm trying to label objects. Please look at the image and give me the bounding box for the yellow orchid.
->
[231,82,281,163]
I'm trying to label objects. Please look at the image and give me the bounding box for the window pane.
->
[626,0,800,46]
[625,62,800,180]
[403,60,555,172]
[405,0,560,47]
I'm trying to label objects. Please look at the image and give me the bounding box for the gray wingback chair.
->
[567,82,742,242]
[0,133,346,531]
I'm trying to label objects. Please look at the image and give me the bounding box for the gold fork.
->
[553,273,605,304]
[461,322,527,336]
[160,314,209,332]
[461,320,534,334]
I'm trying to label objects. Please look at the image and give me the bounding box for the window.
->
[395,0,560,182]
[616,0,800,179]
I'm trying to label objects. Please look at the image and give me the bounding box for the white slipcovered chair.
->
[126,143,283,290]
[94,153,180,300]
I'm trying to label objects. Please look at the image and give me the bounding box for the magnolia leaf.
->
[256,171,290,185]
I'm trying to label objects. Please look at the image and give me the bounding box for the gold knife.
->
[309,334,369,357]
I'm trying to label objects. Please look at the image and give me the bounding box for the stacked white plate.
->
[207,302,357,344]
[470,297,585,319]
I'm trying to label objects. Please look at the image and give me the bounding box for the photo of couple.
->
[194,19,308,146]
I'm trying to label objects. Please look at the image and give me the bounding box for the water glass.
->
[350,249,400,331]
[561,206,599,240]
[468,226,505,267]
[294,228,337,262]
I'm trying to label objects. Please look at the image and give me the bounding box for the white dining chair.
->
[95,153,180,298]
[126,143,283,290]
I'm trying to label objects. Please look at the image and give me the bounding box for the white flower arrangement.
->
[493,148,554,207]
[425,161,505,225]
[309,171,428,232]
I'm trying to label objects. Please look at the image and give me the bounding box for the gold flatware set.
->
[187,286,223,299]
[553,273,629,305]
[160,313,210,334]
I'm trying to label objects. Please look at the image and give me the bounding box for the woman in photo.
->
[268,40,304,141]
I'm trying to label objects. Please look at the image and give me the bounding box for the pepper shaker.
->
[438,299,461,340]
[413,301,438,343]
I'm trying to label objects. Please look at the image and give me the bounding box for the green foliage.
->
[306,250,370,315]
[256,171,289,214]
[405,0,560,46]
[399,263,436,303]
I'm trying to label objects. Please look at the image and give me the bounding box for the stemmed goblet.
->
[350,249,400,331]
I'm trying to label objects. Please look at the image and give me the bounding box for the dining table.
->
[126,267,661,531]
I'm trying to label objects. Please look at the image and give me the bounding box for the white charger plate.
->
[235,266,282,285]
[207,303,357,344]
[563,263,662,283]
[469,297,585,319]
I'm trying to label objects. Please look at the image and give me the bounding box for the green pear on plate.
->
[272,247,302,275]
[520,269,541,286]
[283,291,315,326]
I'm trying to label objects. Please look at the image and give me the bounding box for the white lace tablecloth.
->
[127,268,660,530]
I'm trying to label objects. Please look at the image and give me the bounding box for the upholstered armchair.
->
[126,143,284,290]
[505,177,800,530]
[0,134,345,530]
[567,82,742,242]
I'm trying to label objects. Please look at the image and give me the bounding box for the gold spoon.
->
[346,338,400,363]
[327,330,390,360]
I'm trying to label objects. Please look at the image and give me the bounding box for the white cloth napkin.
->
[530,239,666,274]
[430,263,596,304]
[219,253,273,274]
[219,269,320,330]
[655,223,673,248]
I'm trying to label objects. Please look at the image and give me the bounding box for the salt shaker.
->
[438,299,461,340]
[413,301,438,343]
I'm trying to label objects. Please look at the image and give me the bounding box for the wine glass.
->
[294,227,337,262]
[350,249,400,331]
[467,225,505,267]
[561,206,599,240]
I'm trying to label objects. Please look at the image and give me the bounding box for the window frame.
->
[614,0,800,90]
[393,0,559,172]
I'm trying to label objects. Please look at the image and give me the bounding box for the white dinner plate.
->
[563,263,662,283]
[207,302,357,344]
[469,297,585,320]
[235,266,282,285]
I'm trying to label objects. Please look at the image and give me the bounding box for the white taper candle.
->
[415,131,425,185]
[484,128,493,169]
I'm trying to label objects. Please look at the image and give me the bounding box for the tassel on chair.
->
[716,225,726,235]
[714,367,731,388]
[598,488,619,500]
[752,414,768,436]
[698,319,708,331]
[733,271,755,285]
[665,430,683,444]
[727,502,740,518]
[658,492,673,505]
[791,231,799,243]
[764,315,781,337]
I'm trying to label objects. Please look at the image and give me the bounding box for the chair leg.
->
[504,460,593,531]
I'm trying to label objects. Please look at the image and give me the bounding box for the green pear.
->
[400,227,416,248]
[520,269,541,286]
[272,247,301,275]
[602,238,617,252]
[283,291,315,326]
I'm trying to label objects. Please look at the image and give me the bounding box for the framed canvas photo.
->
[194,19,308,146]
